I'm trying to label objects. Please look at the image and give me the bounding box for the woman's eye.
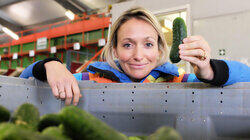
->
[145,42,153,47]
[123,43,131,48]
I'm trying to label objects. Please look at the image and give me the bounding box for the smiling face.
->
[114,18,160,81]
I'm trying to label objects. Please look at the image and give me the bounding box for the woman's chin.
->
[129,74,148,81]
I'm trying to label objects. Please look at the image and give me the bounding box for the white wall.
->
[111,0,250,65]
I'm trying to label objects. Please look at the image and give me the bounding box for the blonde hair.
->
[101,7,169,71]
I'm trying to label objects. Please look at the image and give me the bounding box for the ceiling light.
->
[2,27,19,40]
[65,10,75,20]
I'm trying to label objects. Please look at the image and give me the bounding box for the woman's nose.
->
[133,46,143,61]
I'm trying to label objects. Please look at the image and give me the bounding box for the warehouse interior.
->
[0,0,250,140]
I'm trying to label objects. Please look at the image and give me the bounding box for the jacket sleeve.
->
[185,59,250,86]
[223,60,250,86]
[19,57,62,81]
[20,63,85,81]
[19,61,41,79]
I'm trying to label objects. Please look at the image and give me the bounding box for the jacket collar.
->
[87,61,179,83]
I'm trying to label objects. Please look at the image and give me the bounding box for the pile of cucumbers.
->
[0,103,181,140]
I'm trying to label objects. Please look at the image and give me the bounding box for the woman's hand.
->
[179,36,214,80]
[44,61,82,106]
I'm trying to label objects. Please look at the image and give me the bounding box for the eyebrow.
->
[121,37,157,42]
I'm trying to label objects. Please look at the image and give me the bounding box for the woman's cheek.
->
[118,52,132,61]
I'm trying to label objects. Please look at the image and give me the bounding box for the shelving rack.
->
[0,13,110,73]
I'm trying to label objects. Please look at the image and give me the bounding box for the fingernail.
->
[183,38,188,43]
[179,44,184,49]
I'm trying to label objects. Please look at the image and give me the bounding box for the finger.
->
[72,82,81,106]
[179,49,204,57]
[180,55,202,66]
[57,83,66,99]
[179,41,202,50]
[65,83,73,106]
[50,83,59,99]
[183,36,202,43]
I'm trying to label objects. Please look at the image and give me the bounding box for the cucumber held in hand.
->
[170,17,187,63]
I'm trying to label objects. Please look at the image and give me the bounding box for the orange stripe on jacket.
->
[172,68,186,83]
[89,68,186,83]
[89,73,117,83]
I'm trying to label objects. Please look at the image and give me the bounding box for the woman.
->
[20,7,250,106]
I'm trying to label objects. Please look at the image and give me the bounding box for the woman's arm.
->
[179,35,250,86]
[184,59,250,86]
[20,57,82,105]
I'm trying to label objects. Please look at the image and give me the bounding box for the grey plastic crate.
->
[0,75,250,140]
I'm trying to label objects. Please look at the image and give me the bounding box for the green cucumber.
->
[11,103,40,130]
[59,106,127,140]
[0,123,56,140]
[0,105,10,123]
[38,114,62,132]
[42,126,70,140]
[147,126,182,140]
[170,17,187,63]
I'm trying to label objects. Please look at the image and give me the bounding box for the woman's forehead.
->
[117,18,158,40]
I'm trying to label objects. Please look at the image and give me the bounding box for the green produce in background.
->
[169,17,187,63]
[42,126,70,140]
[0,103,183,140]
[59,106,127,140]
[0,123,56,140]
[135,136,148,140]
[129,136,142,140]
[11,103,40,130]
[147,126,182,140]
[38,114,62,132]
[0,123,15,139]
[0,105,10,123]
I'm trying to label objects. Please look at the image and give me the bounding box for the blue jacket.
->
[20,60,250,86]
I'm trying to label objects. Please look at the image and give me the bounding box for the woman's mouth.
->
[129,63,147,69]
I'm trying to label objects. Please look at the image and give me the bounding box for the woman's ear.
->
[157,48,162,61]
[113,47,118,58]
